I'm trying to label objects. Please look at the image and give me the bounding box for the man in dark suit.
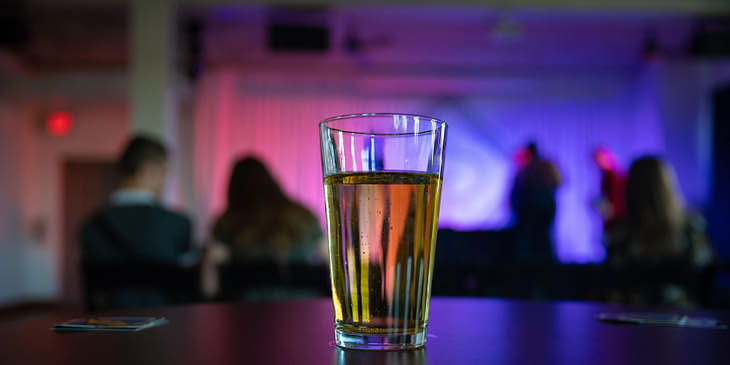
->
[80,135,194,309]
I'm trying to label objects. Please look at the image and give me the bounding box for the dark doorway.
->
[61,160,118,307]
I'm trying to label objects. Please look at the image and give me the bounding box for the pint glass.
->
[319,113,447,350]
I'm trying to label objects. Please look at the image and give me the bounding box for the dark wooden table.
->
[1,298,728,364]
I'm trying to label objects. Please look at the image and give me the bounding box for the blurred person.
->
[592,147,626,246]
[203,157,325,300]
[80,135,195,309]
[605,156,713,307]
[509,142,562,264]
[593,147,626,226]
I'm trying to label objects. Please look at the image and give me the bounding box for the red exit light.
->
[46,111,74,136]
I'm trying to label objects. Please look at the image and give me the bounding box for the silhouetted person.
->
[80,135,193,309]
[605,156,713,307]
[204,157,324,300]
[593,147,626,227]
[509,142,561,264]
[592,147,626,247]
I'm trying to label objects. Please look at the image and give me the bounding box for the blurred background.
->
[1,0,730,318]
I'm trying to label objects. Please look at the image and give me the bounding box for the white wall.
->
[0,74,129,305]
[0,102,42,304]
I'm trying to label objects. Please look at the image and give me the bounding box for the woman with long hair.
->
[212,157,323,263]
[202,157,324,299]
[605,156,713,306]
[624,157,687,259]
[615,156,711,263]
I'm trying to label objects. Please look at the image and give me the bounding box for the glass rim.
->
[319,113,447,136]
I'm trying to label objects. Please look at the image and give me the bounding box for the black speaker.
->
[267,24,329,51]
[689,18,730,57]
[0,2,29,51]
[266,7,329,52]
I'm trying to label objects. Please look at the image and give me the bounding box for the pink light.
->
[513,147,532,168]
[593,147,616,171]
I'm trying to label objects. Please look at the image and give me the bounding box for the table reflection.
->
[333,347,426,365]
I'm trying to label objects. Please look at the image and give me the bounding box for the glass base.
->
[335,327,427,350]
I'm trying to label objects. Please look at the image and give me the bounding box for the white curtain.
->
[192,64,719,263]
[192,69,423,240]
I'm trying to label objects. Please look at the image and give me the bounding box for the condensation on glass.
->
[320,113,447,350]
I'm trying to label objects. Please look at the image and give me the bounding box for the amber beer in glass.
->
[319,113,447,350]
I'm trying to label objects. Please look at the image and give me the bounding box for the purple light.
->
[193,64,714,264]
